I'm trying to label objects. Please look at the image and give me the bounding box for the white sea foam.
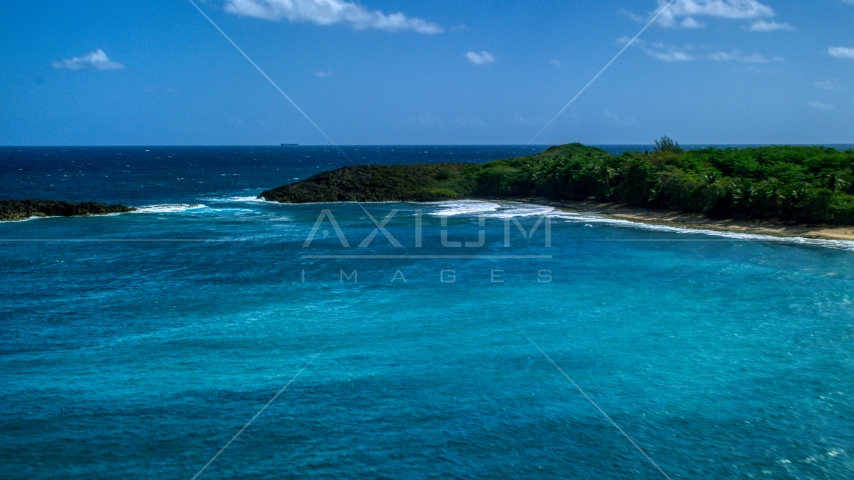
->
[425,200,502,217]
[424,200,554,219]
[424,200,854,253]
[488,204,555,219]
[225,195,266,203]
[133,204,207,214]
[202,195,266,204]
[0,216,42,223]
[546,209,854,252]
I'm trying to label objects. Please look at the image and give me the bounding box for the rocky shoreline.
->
[0,200,135,222]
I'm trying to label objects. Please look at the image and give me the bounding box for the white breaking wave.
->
[425,200,554,219]
[223,195,266,203]
[488,204,555,219]
[133,204,207,214]
[423,200,854,253]
[202,195,266,204]
[1,216,42,223]
[547,210,854,253]
[425,200,501,217]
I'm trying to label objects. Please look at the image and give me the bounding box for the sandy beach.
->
[522,198,854,242]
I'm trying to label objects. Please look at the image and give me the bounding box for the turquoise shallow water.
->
[2,147,854,479]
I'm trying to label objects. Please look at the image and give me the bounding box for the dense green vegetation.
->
[0,200,135,221]
[262,142,854,225]
[260,163,474,203]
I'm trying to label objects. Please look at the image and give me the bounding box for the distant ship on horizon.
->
[281,144,299,147]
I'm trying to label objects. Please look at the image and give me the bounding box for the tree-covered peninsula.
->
[261,141,854,225]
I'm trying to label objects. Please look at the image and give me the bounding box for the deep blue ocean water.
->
[2,146,854,479]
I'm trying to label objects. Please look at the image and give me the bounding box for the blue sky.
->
[1,0,852,146]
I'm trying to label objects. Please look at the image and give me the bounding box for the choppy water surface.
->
[1,147,853,479]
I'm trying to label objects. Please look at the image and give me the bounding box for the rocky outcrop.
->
[259,163,473,203]
[0,200,136,221]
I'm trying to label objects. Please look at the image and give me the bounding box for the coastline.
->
[519,198,854,242]
[0,200,135,222]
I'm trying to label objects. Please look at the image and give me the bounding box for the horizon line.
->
[3,142,854,148]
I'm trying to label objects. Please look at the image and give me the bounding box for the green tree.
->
[654,136,684,154]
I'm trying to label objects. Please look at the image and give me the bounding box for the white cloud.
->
[313,70,333,78]
[814,80,840,90]
[550,59,561,67]
[224,0,443,34]
[628,37,782,64]
[746,20,795,32]
[602,111,637,126]
[620,8,646,23]
[630,38,697,61]
[466,51,495,65]
[52,50,126,70]
[710,50,782,63]
[680,17,705,28]
[645,49,695,61]
[829,47,854,59]
[808,102,835,110]
[656,0,774,28]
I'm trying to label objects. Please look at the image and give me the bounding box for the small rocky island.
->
[0,200,135,222]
